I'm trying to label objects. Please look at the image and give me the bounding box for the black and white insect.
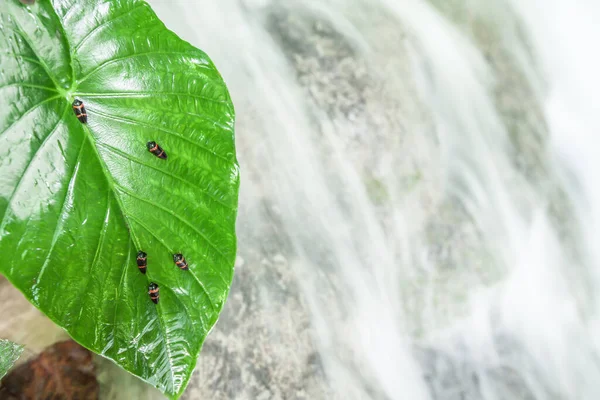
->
[147,141,167,159]
[72,99,87,124]
[173,253,188,270]
[148,282,159,304]
[136,251,147,274]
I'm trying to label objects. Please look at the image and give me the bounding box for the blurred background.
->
[2,0,600,399]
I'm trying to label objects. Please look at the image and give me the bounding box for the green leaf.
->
[0,339,24,381]
[0,0,239,398]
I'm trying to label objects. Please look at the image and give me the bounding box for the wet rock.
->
[181,253,334,400]
[0,340,99,400]
[414,343,540,400]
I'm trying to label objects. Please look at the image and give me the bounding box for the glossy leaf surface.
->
[0,339,24,380]
[0,0,238,398]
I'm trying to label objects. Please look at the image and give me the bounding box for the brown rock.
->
[0,340,99,400]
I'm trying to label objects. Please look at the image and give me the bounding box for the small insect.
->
[72,99,87,124]
[136,251,147,274]
[148,282,159,304]
[173,253,188,270]
[147,141,167,159]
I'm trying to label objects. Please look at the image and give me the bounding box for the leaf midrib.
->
[46,0,75,89]
[78,116,180,393]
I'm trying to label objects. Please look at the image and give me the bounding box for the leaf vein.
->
[79,91,229,105]
[114,182,230,283]
[73,3,147,53]
[125,214,218,311]
[77,50,212,85]
[165,286,209,335]
[5,24,62,90]
[184,110,232,131]
[107,239,132,355]
[34,138,86,290]
[46,3,75,87]
[5,53,45,68]
[0,82,57,92]
[152,308,178,394]
[96,142,235,210]
[0,95,62,140]
[91,107,231,162]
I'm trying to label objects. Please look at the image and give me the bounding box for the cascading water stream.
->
[106,0,600,398]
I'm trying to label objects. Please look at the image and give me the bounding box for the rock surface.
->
[0,340,99,400]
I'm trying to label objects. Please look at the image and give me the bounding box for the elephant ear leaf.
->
[0,339,24,380]
[0,0,239,398]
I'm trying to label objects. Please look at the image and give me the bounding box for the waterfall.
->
[145,0,600,399]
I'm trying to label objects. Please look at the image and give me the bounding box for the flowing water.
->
[2,0,600,399]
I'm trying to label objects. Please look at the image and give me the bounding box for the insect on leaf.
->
[0,0,239,398]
